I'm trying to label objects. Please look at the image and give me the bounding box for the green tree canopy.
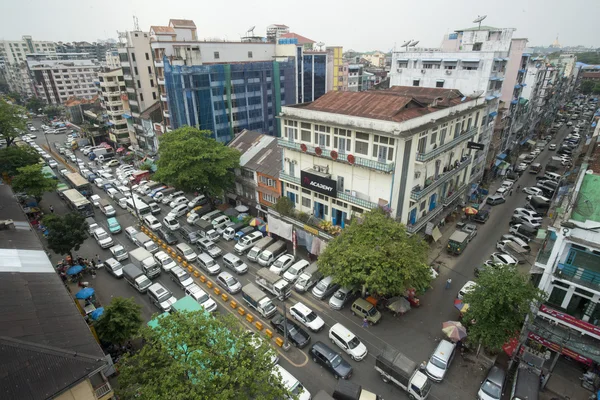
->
[95,297,142,345]
[154,127,240,196]
[43,105,62,119]
[42,212,88,258]
[117,310,292,400]
[592,84,600,95]
[0,99,26,147]
[463,265,546,351]
[576,52,600,65]
[0,145,41,177]
[11,164,57,200]
[26,97,44,113]
[581,80,595,95]
[273,196,295,216]
[317,209,432,296]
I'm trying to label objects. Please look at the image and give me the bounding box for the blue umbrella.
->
[75,287,95,300]
[66,265,84,275]
[90,307,104,321]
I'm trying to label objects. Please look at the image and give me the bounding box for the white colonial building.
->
[278,87,487,234]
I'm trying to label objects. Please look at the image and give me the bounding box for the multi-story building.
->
[326,46,345,92]
[97,66,130,146]
[0,35,56,96]
[117,30,159,151]
[277,87,486,233]
[27,54,101,104]
[362,51,386,68]
[55,40,114,61]
[390,25,515,183]
[266,24,289,43]
[347,64,364,92]
[138,102,163,153]
[529,143,600,388]
[227,130,282,213]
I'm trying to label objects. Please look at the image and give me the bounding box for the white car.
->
[93,228,113,248]
[102,204,116,217]
[526,194,551,203]
[548,144,556,151]
[90,194,101,207]
[105,159,120,167]
[81,146,93,155]
[500,180,513,190]
[110,245,129,262]
[187,213,201,225]
[188,195,207,208]
[29,126,37,132]
[154,251,177,272]
[515,163,527,172]
[106,188,118,199]
[290,302,325,332]
[144,215,162,231]
[59,168,69,177]
[169,196,189,208]
[163,215,180,231]
[495,187,508,198]
[514,207,542,219]
[522,187,543,196]
[270,254,295,275]
[168,203,189,218]
[94,178,105,188]
[48,160,58,168]
[490,252,518,266]
[162,190,184,204]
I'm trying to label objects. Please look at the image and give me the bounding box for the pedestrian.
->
[362,317,369,328]
[509,189,513,196]
[49,205,54,213]
[445,278,452,289]
[95,254,101,265]
[91,259,96,269]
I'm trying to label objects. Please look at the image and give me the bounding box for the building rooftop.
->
[150,26,176,35]
[139,101,162,120]
[245,139,282,178]
[290,87,468,123]
[228,130,278,170]
[169,19,197,29]
[228,129,264,155]
[456,25,501,32]
[280,32,315,44]
[571,174,600,223]
[0,337,107,400]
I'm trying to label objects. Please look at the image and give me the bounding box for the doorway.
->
[332,208,346,228]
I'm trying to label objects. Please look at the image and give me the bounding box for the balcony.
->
[107,109,124,117]
[157,77,165,85]
[163,110,169,118]
[123,74,132,81]
[279,171,300,185]
[411,156,471,201]
[406,205,445,234]
[160,94,167,102]
[416,127,477,162]
[554,263,600,291]
[107,100,121,107]
[129,99,138,106]
[126,87,135,94]
[277,139,394,174]
[100,81,118,88]
[155,60,164,68]
[443,184,467,206]
[121,61,130,68]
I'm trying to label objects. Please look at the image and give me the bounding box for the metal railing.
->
[443,184,466,206]
[410,156,471,201]
[416,127,477,162]
[279,171,300,185]
[406,205,444,234]
[277,139,395,173]
[554,263,600,291]
[94,382,112,399]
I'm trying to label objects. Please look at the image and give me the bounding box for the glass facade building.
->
[297,51,327,104]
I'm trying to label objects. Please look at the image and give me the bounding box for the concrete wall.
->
[500,39,528,104]
[127,31,157,111]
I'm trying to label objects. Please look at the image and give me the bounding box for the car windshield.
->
[348,337,361,349]
[305,311,317,322]
[430,356,447,370]
[315,282,328,291]
[179,272,191,281]
[97,232,108,240]
[197,293,209,304]
[333,290,346,300]
[233,260,243,267]
[162,257,174,265]
[273,259,285,268]
[330,354,342,368]
[183,249,194,256]
[288,266,299,275]
[226,277,238,286]
[290,383,305,396]
[367,307,378,316]
[481,380,502,398]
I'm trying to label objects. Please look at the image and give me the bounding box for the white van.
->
[425,339,457,382]
[234,231,263,254]
[200,209,222,222]
[329,323,368,361]
[272,365,311,400]
[211,215,230,230]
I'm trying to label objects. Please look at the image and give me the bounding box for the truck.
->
[241,283,277,318]
[545,159,561,173]
[222,222,245,241]
[375,346,431,400]
[446,230,470,255]
[195,219,220,242]
[255,268,291,300]
[234,226,255,241]
[130,247,161,278]
[123,263,152,293]
[89,147,108,160]
[332,380,381,400]
[133,232,159,253]
[132,170,151,185]
[247,236,276,263]
[257,240,287,267]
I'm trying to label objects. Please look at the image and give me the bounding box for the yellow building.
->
[327,46,346,91]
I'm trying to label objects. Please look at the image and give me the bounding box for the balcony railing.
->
[160,94,167,102]
[416,127,477,162]
[554,263,600,291]
[277,139,394,173]
[157,77,165,85]
[155,60,164,68]
[406,205,445,234]
[279,171,300,184]
[411,156,471,201]
[162,110,169,118]
[443,184,467,206]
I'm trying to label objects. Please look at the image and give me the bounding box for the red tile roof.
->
[150,26,176,35]
[280,32,315,44]
[169,19,196,28]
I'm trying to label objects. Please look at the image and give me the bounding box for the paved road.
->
[30,119,575,399]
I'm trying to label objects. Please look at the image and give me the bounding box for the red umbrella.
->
[502,336,520,357]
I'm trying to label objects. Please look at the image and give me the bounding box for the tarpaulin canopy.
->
[267,215,292,241]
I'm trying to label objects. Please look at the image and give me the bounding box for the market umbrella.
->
[248,217,265,227]
[235,205,249,213]
[75,287,95,300]
[502,336,519,357]
[258,224,268,233]
[90,307,104,321]
[66,265,84,275]
[442,321,468,342]
[454,299,469,313]
[463,206,478,215]
[223,208,239,217]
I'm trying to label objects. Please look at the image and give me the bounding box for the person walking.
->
[95,254,102,265]
[445,278,452,289]
[362,317,369,328]
[49,205,54,213]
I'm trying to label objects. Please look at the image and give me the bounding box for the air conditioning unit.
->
[397,68,403,73]
[313,164,329,174]
[421,69,426,74]
[445,70,452,75]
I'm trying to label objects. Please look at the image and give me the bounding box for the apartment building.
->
[278,87,486,233]
[27,54,101,104]
[266,24,290,43]
[389,25,514,182]
[326,46,345,92]
[97,65,130,146]
[55,40,114,62]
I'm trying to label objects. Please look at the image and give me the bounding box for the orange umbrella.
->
[463,206,478,215]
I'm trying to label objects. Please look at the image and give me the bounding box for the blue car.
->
[107,217,121,234]
[103,183,115,192]
[87,173,98,183]
[149,186,167,197]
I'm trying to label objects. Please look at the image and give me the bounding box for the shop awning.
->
[443,58,458,62]
[522,53,531,57]
[494,159,502,167]
[496,152,507,160]
[123,113,132,119]
[489,111,498,118]
[436,79,445,83]
[422,58,442,62]
[485,96,495,101]
[498,161,510,170]
[503,57,510,61]
[521,83,527,87]
[489,77,499,81]
[520,136,532,145]
[396,58,408,62]
[518,69,526,73]
[515,84,521,89]
[511,99,518,105]
[461,58,480,63]
[494,58,503,62]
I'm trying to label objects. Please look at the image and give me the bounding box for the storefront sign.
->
[467,141,485,151]
[304,225,319,236]
[301,170,337,197]
[528,332,593,366]
[539,304,600,336]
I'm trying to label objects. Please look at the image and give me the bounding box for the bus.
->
[126,196,151,217]
[63,189,94,217]
[65,172,93,196]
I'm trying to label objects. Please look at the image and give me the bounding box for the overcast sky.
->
[1,0,598,51]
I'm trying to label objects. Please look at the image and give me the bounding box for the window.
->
[248,51,253,58]
[153,92,157,100]
[397,62,408,68]
[140,94,144,102]
[473,43,482,51]
[214,51,220,59]
[262,193,277,204]
[417,136,427,154]
[134,67,138,75]
[145,53,149,60]
[420,201,426,211]
[147,66,152,74]
[334,128,352,153]
[436,81,444,88]
[462,65,478,71]
[355,132,369,155]
[314,125,331,148]
[372,135,395,161]
[131,53,136,62]
[302,197,311,208]
[423,63,440,69]
[137,80,141,88]
[430,128,437,145]
[440,124,447,145]
[284,120,298,141]
[412,79,420,87]
[301,122,311,142]
[337,176,345,192]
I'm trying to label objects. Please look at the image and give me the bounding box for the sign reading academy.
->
[467,141,485,151]
[301,170,337,197]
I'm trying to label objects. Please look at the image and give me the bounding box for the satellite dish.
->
[473,15,487,23]
[316,42,325,50]
[470,90,484,98]
[409,40,419,47]
[401,40,411,47]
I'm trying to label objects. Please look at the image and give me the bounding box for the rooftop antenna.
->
[133,16,140,31]
[473,15,487,30]
[316,41,325,51]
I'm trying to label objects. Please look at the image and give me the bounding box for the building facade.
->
[326,46,345,92]
[278,87,486,233]
[97,66,130,146]
[390,25,515,183]
[54,40,114,62]
[266,24,289,43]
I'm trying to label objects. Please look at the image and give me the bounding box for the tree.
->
[42,212,88,258]
[580,80,595,95]
[273,196,295,216]
[317,209,432,296]
[11,164,57,200]
[154,127,240,197]
[43,105,62,119]
[0,145,41,177]
[25,97,44,113]
[117,311,292,400]
[592,84,600,95]
[0,98,26,147]
[462,265,545,351]
[95,297,142,345]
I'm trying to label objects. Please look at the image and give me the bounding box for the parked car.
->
[490,252,518,266]
[168,203,189,218]
[522,187,544,197]
[157,227,178,245]
[169,196,189,208]
[270,313,311,349]
[216,271,242,294]
[309,341,353,380]
[143,215,162,231]
[290,302,325,332]
[486,194,505,206]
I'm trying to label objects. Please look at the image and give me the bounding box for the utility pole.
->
[279,294,290,351]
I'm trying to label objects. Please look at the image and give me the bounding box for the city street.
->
[31,118,574,400]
